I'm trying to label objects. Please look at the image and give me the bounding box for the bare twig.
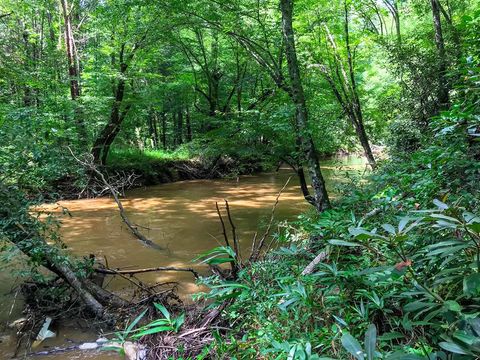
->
[250,176,291,262]
[224,200,241,265]
[215,202,230,248]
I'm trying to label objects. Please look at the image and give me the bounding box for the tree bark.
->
[0,184,128,319]
[280,0,330,212]
[177,110,183,146]
[430,0,449,109]
[91,60,129,164]
[60,0,88,145]
[161,112,167,149]
[186,106,192,142]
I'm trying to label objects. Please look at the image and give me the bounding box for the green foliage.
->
[194,77,480,358]
[108,303,185,353]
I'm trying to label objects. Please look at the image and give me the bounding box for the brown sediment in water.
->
[0,156,366,359]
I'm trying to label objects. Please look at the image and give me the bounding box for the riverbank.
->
[186,126,480,359]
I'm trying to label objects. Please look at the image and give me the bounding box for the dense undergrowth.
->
[192,73,480,359]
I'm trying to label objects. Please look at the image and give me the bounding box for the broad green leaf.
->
[438,341,469,354]
[464,273,480,297]
[364,324,377,360]
[341,333,364,360]
[382,223,396,235]
[328,239,361,247]
[154,303,171,321]
[433,199,449,210]
[443,300,462,312]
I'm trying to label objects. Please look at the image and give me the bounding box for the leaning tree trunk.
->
[280,0,330,212]
[91,63,129,165]
[0,184,127,319]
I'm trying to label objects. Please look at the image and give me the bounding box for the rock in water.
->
[78,342,99,350]
[123,341,147,360]
[96,337,109,344]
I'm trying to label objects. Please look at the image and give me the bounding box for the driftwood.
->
[68,149,164,251]
[95,266,199,279]
[301,251,328,275]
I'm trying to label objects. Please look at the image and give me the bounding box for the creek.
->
[0,155,365,359]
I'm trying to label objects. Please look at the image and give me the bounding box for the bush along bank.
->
[187,102,480,359]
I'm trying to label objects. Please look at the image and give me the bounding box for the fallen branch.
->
[68,148,163,251]
[224,200,241,265]
[301,251,328,276]
[95,266,199,279]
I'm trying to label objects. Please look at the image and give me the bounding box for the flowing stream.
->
[0,156,365,359]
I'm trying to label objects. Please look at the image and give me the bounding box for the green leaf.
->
[341,333,364,360]
[398,217,409,232]
[364,324,377,360]
[379,332,405,341]
[205,257,234,265]
[404,301,436,312]
[382,224,396,235]
[328,239,361,247]
[438,341,469,354]
[125,308,147,335]
[131,326,173,338]
[433,199,449,210]
[444,300,462,312]
[464,273,480,297]
[154,303,171,321]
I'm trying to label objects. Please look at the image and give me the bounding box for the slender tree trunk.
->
[177,110,183,145]
[430,0,449,109]
[280,0,330,212]
[344,2,376,168]
[173,112,178,147]
[152,111,159,148]
[161,112,167,149]
[60,0,88,145]
[186,106,192,142]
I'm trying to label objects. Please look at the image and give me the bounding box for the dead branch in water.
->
[95,266,199,279]
[224,200,241,265]
[215,201,230,249]
[68,148,163,251]
[249,176,291,262]
[215,200,241,278]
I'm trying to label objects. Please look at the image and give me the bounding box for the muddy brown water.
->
[0,156,365,359]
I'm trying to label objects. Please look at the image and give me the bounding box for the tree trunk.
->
[186,106,192,142]
[172,112,178,147]
[280,0,330,212]
[0,185,128,319]
[91,62,128,165]
[344,2,376,169]
[60,0,88,145]
[148,109,159,148]
[161,112,167,149]
[177,110,183,145]
[430,0,449,109]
